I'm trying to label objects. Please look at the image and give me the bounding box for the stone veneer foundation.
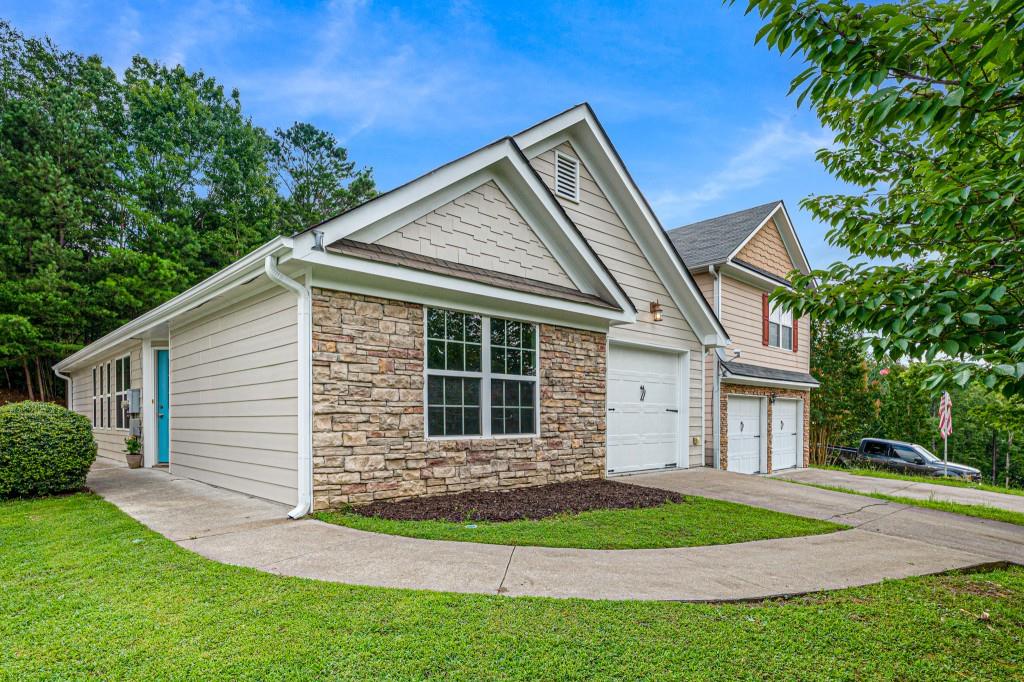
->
[719,383,810,473]
[310,287,607,510]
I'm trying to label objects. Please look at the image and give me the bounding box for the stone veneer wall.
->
[718,383,810,473]
[310,287,607,509]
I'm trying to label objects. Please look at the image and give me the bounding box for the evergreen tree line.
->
[0,22,376,401]
[810,320,1024,488]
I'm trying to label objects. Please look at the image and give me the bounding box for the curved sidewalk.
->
[86,462,1019,602]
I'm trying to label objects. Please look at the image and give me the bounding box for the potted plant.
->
[124,435,143,469]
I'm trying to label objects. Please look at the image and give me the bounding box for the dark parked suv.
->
[841,438,982,481]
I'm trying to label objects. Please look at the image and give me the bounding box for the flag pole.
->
[943,435,948,478]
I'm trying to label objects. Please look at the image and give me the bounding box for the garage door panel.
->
[727,396,762,474]
[607,345,682,474]
[772,399,800,471]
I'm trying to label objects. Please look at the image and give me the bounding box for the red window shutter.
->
[792,317,799,352]
[761,293,769,346]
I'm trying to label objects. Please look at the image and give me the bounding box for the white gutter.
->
[263,255,313,520]
[54,368,72,409]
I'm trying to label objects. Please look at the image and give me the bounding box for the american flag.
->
[938,391,953,440]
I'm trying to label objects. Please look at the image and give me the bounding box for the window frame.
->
[423,307,541,440]
[114,354,131,431]
[767,302,794,351]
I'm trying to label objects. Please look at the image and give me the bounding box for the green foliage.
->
[271,122,376,234]
[808,320,875,458]
[4,493,1024,680]
[0,401,96,498]
[739,1,1024,396]
[0,22,375,399]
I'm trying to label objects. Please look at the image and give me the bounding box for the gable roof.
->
[514,103,730,347]
[290,136,636,318]
[667,201,781,269]
[667,200,812,276]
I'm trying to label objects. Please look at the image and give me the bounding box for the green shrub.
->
[0,401,97,498]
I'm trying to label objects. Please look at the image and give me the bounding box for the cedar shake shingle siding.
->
[735,219,795,280]
[375,180,576,289]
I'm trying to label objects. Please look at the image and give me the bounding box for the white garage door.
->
[727,396,762,474]
[607,344,681,474]
[772,399,800,471]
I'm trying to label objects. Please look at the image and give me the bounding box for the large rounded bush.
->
[0,401,97,498]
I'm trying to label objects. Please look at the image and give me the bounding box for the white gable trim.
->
[291,138,635,319]
[727,202,811,276]
[515,105,729,347]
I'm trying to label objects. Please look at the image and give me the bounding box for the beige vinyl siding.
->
[168,279,299,505]
[735,219,794,279]
[692,271,717,460]
[375,180,575,288]
[69,342,142,463]
[531,142,705,466]
[719,275,811,373]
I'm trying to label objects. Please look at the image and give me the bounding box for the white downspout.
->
[264,255,313,519]
[53,368,72,409]
[710,265,722,470]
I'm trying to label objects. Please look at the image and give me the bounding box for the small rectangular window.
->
[768,303,793,350]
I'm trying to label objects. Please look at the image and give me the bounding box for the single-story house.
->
[54,103,799,517]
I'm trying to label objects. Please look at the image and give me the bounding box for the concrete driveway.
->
[623,468,1024,566]
[87,461,1022,602]
[773,467,1024,514]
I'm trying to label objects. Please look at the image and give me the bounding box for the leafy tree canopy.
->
[740,0,1024,396]
[0,21,375,400]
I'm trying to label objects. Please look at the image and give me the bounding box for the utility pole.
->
[991,430,998,486]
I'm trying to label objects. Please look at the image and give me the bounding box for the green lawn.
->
[819,465,1024,496]
[3,494,1024,680]
[314,496,844,549]
[790,480,1024,527]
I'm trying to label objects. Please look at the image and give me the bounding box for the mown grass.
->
[2,494,1024,681]
[314,496,844,549]
[817,464,1024,496]
[791,480,1024,527]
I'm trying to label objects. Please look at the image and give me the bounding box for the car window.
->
[892,445,922,463]
[863,442,890,456]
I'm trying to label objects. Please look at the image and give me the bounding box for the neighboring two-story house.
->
[668,201,818,474]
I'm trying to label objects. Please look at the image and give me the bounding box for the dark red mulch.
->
[349,479,685,522]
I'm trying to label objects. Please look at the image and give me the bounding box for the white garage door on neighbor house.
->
[771,398,800,470]
[727,395,762,474]
[606,344,683,474]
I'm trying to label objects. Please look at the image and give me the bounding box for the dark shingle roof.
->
[721,360,819,387]
[666,201,780,269]
[326,239,622,311]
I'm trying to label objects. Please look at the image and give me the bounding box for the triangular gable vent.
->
[554,150,580,202]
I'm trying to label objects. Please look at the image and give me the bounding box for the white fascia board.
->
[727,202,811,276]
[514,106,730,348]
[721,374,818,390]
[720,261,792,292]
[294,138,634,316]
[301,250,631,332]
[54,236,293,372]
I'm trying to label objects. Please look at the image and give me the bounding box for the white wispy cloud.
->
[651,118,832,222]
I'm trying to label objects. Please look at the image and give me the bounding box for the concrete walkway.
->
[86,462,1022,602]
[773,467,1024,514]
[624,468,1024,565]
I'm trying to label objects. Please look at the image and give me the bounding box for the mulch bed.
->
[349,479,685,522]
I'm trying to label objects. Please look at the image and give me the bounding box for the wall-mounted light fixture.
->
[650,300,663,322]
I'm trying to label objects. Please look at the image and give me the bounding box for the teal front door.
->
[156,350,170,464]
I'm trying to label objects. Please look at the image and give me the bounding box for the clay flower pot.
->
[125,453,143,469]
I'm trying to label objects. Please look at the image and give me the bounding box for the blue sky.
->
[1,0,852,265]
